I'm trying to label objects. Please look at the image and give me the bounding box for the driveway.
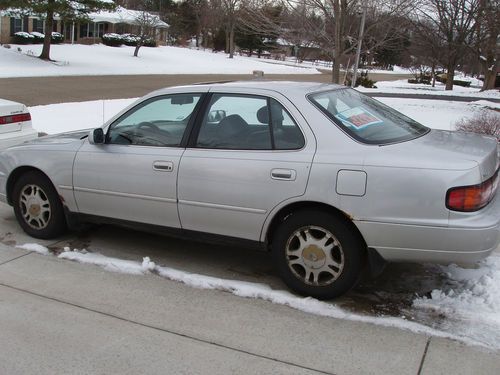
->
[0,203,499,374]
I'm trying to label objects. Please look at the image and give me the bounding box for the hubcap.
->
[19,184,51,230]
[285,226,344,286]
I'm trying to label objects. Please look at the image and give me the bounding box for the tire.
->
[12,171,67,239]
[272,210,364,300]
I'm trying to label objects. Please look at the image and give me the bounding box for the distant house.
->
[269,38,324,61]
[0,6,169,45]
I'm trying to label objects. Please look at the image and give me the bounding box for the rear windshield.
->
[309,88,429,145]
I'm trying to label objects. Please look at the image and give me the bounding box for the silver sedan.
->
[0,81,498,299]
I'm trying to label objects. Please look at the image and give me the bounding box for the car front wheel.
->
[272,210,364,299]
[12,171,67,239]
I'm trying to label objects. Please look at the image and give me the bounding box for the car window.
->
[309,88,429,145]
[107,94,201,147]
[196,94,304,150]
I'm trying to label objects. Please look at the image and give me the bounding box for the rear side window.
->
[309,88,429,145]
[196,94,305,150]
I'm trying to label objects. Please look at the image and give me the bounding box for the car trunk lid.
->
[367,129,498,178]
[0,99,28,134]
[414,130,499,180]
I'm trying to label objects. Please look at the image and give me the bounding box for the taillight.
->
[0,113,31,125]
[446,169,499,212]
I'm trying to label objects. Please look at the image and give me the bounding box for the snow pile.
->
[59,247,152,275]
[414,256,500,349]
[16,243,50,255]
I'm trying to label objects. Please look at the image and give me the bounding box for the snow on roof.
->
[89,6,169,28]
[1,5,169,29]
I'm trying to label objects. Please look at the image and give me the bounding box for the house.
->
[0,6,169,45]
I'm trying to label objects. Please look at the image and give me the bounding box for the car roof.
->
[152,80,344,97]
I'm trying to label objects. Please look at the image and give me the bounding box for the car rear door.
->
[73,93,204,228]
[177,88,316,241]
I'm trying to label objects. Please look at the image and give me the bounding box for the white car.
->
[0,99,38,149]
[0,82,498,299]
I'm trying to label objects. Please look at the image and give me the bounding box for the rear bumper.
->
[0,129,38,150]
[355,193,500,264]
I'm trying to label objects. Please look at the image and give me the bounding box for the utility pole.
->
[351,6,366,88]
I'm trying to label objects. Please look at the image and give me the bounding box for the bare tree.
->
[410,19,444,87]
[273,1,417,83]
[220,0,241,58]
[132,9,163,57]
[417,0,481,90]
[474,0,499,91]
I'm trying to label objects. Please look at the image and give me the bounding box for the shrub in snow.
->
[346,71,377,88]
[30,32,44,44]
[51,32,64,44]
[436,74,471,88]
[122,34,139,46]
[143,38,158,48]
[455,110,500,142]
[13,32,35,45]
[102,33,123,47]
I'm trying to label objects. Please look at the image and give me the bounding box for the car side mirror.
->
[89,128,104,144]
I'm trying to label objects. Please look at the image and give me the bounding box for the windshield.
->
[309,88,429,145]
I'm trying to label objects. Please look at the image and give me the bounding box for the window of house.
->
[79,23,89,38]
[32,18,44,34]
[10,18,23,35]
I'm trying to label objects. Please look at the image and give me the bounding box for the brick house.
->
[0,7,169,45]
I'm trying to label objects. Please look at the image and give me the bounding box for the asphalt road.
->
[0,73,414,106]
[1,73,496,107]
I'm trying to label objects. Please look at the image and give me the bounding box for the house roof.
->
[88,7,169,28]
[1,5,169,29]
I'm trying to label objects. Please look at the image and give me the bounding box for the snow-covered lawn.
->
[16,242,500,350]
[358,79,500,99]
[28,96,494,135]
[0,44,320,77]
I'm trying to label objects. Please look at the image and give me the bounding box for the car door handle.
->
[153,161,174,172]
[271,169,296,181]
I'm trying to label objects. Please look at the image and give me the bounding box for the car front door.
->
[73,93,203,227]
[177,90,316,240]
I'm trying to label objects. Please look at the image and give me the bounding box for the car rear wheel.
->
[12,171,66,239]
[272,210,364,299]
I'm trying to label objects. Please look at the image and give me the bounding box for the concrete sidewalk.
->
[0,244,499,375]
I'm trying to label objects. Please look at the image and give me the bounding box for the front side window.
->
[309,88,429,145]
[196,94,304,150]
[107,94,201,147]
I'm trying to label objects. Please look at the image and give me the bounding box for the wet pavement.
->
[1,202,498,350]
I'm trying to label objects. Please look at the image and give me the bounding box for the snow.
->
[16,243,50,255]
[89,6,169,28]
[376,98,481,130]
[357,79,500,99]
[413,256,500,349]
[29,98,136,134]
[0,44,320,78]
[17,244,491,349]
[470,100,500,111]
